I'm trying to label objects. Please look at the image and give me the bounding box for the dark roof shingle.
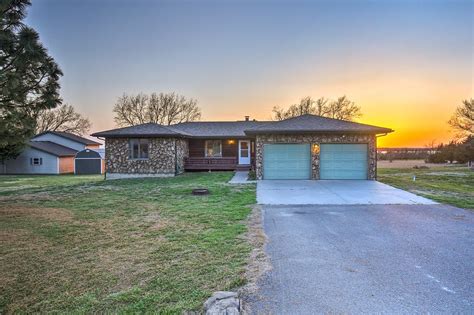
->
[171,121,273,138]
[29,141,78,157]
[91,123,185,138]
[244,114,393,135]
[34,131,101,145]
[90,115,393,138]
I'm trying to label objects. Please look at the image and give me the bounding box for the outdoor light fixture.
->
[312,144,320,154]
[228,140,235,144]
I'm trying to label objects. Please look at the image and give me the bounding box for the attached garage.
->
[244,114,392,180]
[75,149,103,175]
[263,144,311,179]
[320,144,368,179]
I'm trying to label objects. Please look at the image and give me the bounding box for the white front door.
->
[238,140,251,165]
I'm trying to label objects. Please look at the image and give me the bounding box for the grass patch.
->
[0,172,256,313]
[378,166,474,209]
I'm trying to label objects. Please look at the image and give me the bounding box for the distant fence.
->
[377,147,438,160]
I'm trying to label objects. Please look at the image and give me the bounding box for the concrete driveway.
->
[247,204,474,313]
[257,180,437,205]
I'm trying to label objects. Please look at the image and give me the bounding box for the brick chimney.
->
[244,116,250,121]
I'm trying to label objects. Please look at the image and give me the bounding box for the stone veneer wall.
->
[175,138,189,174]
[255,134,377,180]
[105,137,189,177]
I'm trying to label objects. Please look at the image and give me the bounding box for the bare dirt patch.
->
[77,185,123,192]
[0,206,74,222]
[143,212,164,230]
[0,191,58,202]
[0,184,36,192]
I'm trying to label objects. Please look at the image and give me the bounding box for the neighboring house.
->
[91,114,393,180]
[0,131,102,175]
[32,131,101,151]
[0,141,78,174]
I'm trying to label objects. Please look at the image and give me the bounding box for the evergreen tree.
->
[0,0,62,160]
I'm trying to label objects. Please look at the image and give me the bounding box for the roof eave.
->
[34,131,100,145]
[28,145,76,157]
[244,129,394,135]
[91,134,256,139]
[90,133,186,138]
[185,135,254,139]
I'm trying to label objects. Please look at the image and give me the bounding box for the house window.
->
[31,158,42,165]
[205,140,222,157]
[129,139,149,159]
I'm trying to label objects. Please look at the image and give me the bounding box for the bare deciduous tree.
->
[113,92,201,126]
[272,96,361,121]
[36,104,91,135]
[448,99,473,139]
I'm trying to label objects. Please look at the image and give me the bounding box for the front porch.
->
[184,138,255,171]
[184,157,251,171]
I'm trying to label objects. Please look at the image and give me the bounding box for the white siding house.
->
[0,147,59,174]
[0,132,101,175]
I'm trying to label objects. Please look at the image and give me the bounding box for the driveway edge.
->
[239,205,272,313]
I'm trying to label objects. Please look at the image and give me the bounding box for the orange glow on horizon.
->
[198,74,469,148]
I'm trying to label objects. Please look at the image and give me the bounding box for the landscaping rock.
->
[204,291,241,315]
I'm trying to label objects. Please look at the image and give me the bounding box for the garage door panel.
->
[75,159,101,174]
[263,144,311,180]
[320,144,368,180]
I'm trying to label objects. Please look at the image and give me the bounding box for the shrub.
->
[248,170,256,180]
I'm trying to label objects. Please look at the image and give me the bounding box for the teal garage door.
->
[263,144,311,179]
[320,144,368,179]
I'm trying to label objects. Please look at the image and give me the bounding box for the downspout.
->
[375,133,389,180]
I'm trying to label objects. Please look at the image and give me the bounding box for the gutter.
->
[374,132,392,180]
[244,129,394,136]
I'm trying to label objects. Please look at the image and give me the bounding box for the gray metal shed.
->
[75,149,103,174]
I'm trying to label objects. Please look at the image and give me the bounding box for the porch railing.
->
[184,157,238,170]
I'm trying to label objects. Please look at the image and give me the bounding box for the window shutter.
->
[30,158,33,165]
[40,158,43,165]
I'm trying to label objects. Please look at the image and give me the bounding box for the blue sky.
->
[27,0,473,146]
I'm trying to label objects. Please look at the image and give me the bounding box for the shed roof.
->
[29,141,78,157]
[75,149,102,159]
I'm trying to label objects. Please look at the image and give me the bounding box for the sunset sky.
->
[27,0,472,147]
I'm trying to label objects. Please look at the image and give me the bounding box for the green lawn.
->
[378,166,474,210]
[0,173,256,314]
